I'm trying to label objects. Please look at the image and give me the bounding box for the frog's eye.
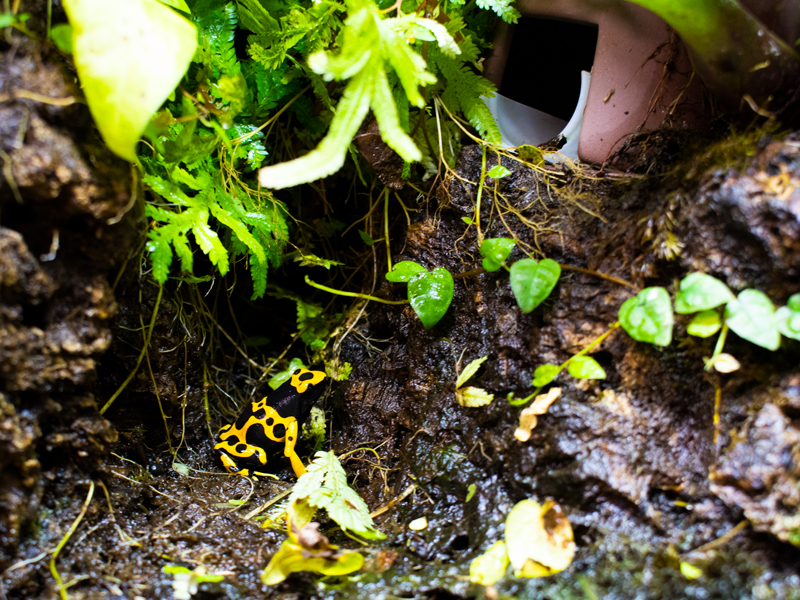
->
[293,369,302,375]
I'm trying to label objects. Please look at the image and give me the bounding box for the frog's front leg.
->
[283,419,306,477]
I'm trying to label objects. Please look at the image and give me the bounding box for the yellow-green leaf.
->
[680,561,703,580]
[456,355,488,388]
[469,540,509,586]
[63,0,197,161]
[261,541,364,585]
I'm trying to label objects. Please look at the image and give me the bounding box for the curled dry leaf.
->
[505,499,575,578]
[712,353,741,373]
[515,388,561,442]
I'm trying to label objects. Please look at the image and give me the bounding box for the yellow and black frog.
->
[214,368,326,478]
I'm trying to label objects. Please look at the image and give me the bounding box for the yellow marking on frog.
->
[214,403,307,477]
[290,369,326,394]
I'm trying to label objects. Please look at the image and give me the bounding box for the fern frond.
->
[371,68,420,161]
[475,0,519,23]
[146,229,174,284]
[432,47,501,144]
[250,252,268,299]
[192,219,231,276]
[259,65,373,189]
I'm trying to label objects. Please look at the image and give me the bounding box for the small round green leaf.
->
[480,238,516,272]
[776,297,800,341]
[619,287,673,346]
[487,164,512,179]
[385,260,427,283]
[532,364,560,387]
[567,356,606,379]
[687,310,722,338]
[674,273,735,314]
[725,290,780,350]
[408,268,454,329]
[509,258,561,313]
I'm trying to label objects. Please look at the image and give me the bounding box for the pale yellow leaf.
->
[456,386,494,407]
[408,516,427,530]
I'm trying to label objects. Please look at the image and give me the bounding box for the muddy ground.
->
[2,20,800,600]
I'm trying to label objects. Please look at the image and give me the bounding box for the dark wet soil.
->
[2,20,800,600]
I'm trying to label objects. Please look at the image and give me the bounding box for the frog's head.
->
[262,368,327,420]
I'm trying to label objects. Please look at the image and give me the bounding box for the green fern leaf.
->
[146,229,174,284]
[172,231,194,273]
[475,0,519,23]
[371,68,420,161]
[259,65,373,188]
[192,219,231,275]
[250,251,268,299]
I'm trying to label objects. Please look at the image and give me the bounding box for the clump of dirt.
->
[0,36,132,568]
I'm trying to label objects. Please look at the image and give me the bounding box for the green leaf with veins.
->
[480,238,515,272]
[487,164,511,179]
[776,294,800,341]
[408,268,454,329]
[674,273,735,314]
[725,290,780,350]
[619,287,673,346]
[567,356,606,379]
[385,260,427,283]
[509,258,561,313]
[290,451,385,539]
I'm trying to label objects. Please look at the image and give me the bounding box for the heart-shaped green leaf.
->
[776,293,800,341]
[687,310,722,338]
[674,273,734,314]
[487,164,511,179]
[567,356,606,379]
[725,290,780,350]
[480,238,516,272]
[619,287,673,346]
[64,0,197,162]
[408,268,454,329]
[532,364,560,387]
[385,260,427,283]
[509,258,561,313]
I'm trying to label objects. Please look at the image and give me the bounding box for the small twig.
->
[244,488,292,520]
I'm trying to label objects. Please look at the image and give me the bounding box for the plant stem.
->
[50,481,95,600]
[705,323,729,371]
[100,284,163,415]
[305,276,408,305]
[384,188,391,273]
[475,145,487,243]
